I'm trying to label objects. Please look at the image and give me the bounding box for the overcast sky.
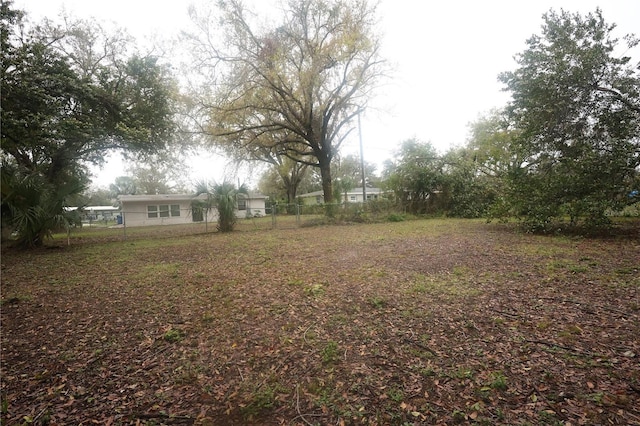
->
[13,0,640,188]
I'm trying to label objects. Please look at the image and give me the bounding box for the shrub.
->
[387,213,405,222]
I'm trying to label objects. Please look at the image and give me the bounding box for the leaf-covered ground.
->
[1,219,639,425]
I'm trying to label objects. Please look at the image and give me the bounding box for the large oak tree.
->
[185,0,386,203]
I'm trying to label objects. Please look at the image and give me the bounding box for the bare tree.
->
[184,0,386,203]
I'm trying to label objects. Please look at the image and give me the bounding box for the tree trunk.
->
[282,176,293,205]
[319,160,333,204]
[285,186,294,205]
[285,175,300,205]
[279,163,307,205]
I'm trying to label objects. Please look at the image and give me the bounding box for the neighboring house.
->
[118,193,268,227]
[82,206,120,221]
[65,206,120,222]
[239,192,270,218]
[299,187,386,205]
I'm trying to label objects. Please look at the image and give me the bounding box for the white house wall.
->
[121,200,198,227]
[245,199,267,217]
[119,196,268,227]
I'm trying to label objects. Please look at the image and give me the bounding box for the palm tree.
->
[193,181,248,232]
[1,163,85,247]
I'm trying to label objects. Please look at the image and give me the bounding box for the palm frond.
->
[191,180,247,232]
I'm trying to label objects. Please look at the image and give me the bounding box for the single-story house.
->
[65,205,120,222]
[82,205,120,221]
[118,192,268,227]
[234,192,269,218]
[299,187,386,205]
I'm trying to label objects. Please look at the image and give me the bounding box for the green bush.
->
[387,213,405,222]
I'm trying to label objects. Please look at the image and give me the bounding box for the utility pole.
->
[358,112,367,204]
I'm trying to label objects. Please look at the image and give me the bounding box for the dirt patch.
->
[1,219,639,425]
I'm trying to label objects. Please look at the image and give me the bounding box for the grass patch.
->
[488,371,508,391]
[321,340,341,364]
[240,381,287,419]
[410,272,481,298]
[304,283,325,297]
[369,296,387,309]
[162,328,183,342]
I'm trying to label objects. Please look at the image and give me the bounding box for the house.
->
[65,206,120,223]
[81,206,120,222]
[299,187,386,205]
[118,193,268,227]
[238,192,270,218]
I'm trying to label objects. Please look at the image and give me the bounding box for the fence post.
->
[272,202,277,229]
[123,211,127,241]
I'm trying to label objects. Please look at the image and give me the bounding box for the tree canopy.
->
[498,8,640,230]
[185,0,386,203]
[259,157,311,204]
[383,139,445,214]
[1,2,179,246]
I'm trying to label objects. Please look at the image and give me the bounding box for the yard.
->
[1,218,639,425]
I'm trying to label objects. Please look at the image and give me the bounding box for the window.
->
[350,195,356,201]
[237,198,247,210]
[159,205,170,218]
[147,204,181,218]
[147,205,158,218]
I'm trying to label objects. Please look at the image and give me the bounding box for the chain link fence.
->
[267,199,399,229]
[68,199,400,243]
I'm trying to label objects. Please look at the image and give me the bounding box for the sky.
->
[13,0,640,189]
